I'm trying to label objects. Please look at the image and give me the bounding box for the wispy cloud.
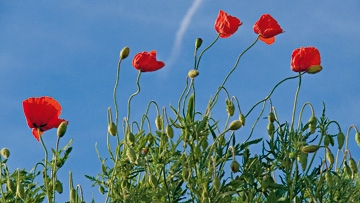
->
[166,0,203,68]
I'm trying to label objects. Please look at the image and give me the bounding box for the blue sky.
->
[1,1,360,202]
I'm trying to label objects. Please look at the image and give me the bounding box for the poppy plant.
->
[214,10,242,38]
[291,46,321,72]
[23,96,68,141]
[132,50,165,72]
[253,14,283,45]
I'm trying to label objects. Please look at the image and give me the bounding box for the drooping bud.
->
[188,69,199,79]
[155,115,163,131]
[268,112,275,123]
[107,122,116,136]
[120,46,130,60]
[166,125,174,139]
[337,132,345,149]
[306,65,322,74]
[126,147,137,163]
[6,178,16,193]
[57,121,68,138]
[16,171,24,199]
[344,161,352,177]
[239,113,245,126]
[126,131,136,145]
[355,132,360,147]
[1,148,10,159]
[301,145,321,153]
[226,99,235,117]
[324,135,331,147]
[298,152,308,171]
[349,157,358,175]
[195,38,203,50]
[99,185,105,194]
[267,122,275,138]
[308,116,317,134]
[149,174,158,188]
[230,160,240,172]
[325,170,333,187]
[326,149,334,168]
[55,180,63,194]
[229,120,242,131]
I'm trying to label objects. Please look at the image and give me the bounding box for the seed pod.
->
[149,174,158,188]
[355,132,360,147]
[267,122,275,138]
[298,152,308,171]
[213,176,220,192]
[229,120,242,131]
[108,122,117,136]
[120,46,130,60]
[349,157,358,175]
[55,180,63,194]
[325,170,333,187]
[268,112,275,123]
[308,116,317,134]
[188,69,199,79]
[155,115,163,131]
[337,132,345,149]
[7,178,16,193]
[57,121,68,138]
[1,148,10,159]
[301,145,321,153]
[226,99,235,117]
[126,147,137,163]
[195,38,203,49]
[230,160,240,172]
[239,113,245,126]
[166,125,174,139]
[326,149,334,168]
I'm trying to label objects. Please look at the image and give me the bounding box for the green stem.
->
[127,71,142,122]
[113,59,123,144]
[40,131,52,203]
[290,72,302,132]
[195,35,220,70]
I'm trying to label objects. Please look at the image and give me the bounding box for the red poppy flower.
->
[291,46,321,72]
[253,14,283,45]
[23,96,68,141]
[214,10,242,38]
[132,50,165,72]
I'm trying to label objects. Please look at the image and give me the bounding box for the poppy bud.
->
[188,69,199,79]
[239,113,245,126]
[230,160,240,172]
[306,65,322,74]
[155,115,163,131]
[268,112,275,123]
[326,149,334,168]
[229,120,242,131]
[127,147,137,163]
[141,148,148,155]
[324,135,331,147]
[213,176,220,191]
[344,161,352,177]
[325,170,333,187]
[298,152,308,171]
[301,145,321,153]
[108,122,117,136]
[120,46,130,60]
[149,174,158,188]
[195,38,203,49]
[349,157,358,175]
[99,185,105,194]
[7,178,15,193]
[55,180,63,194]
[267,122,275,138]
[166,125,174,139]
[337,132,345,149]
[355,132,360,147]
[226,99,235,117]
[1,148,10,159]
[308,116,317,134]
[16,183,25,199]
[126,131,135,145]
[57,121,67,138]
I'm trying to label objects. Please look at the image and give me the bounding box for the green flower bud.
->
[325,170,333,187]
[155,115,163,131]
[213,176,220,191]
[57,121,67,138]
[55,180,63,194]
[337,132,345,149]
[268,112,275,123]
[120,46,130,60]
[344,161,352,177]
[326,149,334,168]
[349,157,358,175]
[126,131,136,144]
[230,160,240,172]
[149,174,158,188]
[7,178,16,193]
[267,122,275,138]
[195,38,203,50]
[166,125,174,139]
[16,183,25,199]
[306,65,322,74]
[308,116,317,134]
[355,132,360,147]
[239,113,245,126]
[226,99,235,117]
[99,185,105,195]
[1,148,10,159]
[229,120,242,131]
[188,69,199,79]
[108,122,117,136]
[298,152,308,171]
[127,147,137,163]
[301,145,321,153]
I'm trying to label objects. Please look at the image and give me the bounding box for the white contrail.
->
[166,0,204,68]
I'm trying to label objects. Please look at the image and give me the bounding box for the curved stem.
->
[195,35,220,70]
[113,59,123,144]
[290,72,302,132]
[127,71,142,121]
[297,102,315,130]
